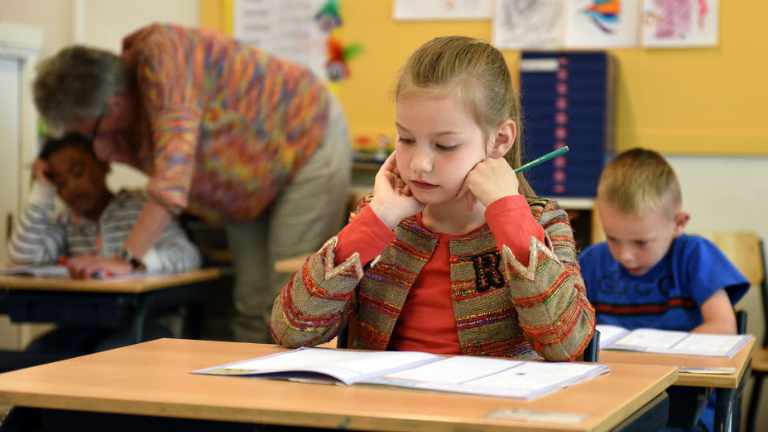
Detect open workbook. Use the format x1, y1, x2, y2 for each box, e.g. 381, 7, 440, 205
0, 264, 150, 280
0, 264, 69, 278
597, 324, 753, 358
194, 347, 609, 400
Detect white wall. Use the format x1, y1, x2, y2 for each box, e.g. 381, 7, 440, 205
76, 0, 199, 190
0, 0, 73, 56
672, 156, 768, 338
77, 0, 199, 51
669, 156, 768, 430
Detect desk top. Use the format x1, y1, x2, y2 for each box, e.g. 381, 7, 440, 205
0, 338, 677, 432
0, 268, 221, 294
599, 338, 754, 388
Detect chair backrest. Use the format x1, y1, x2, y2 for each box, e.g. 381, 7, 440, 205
701, 232, 765, 286
736, 309, 748, 335
583, 329, 600, 362
700, 231, 767, 344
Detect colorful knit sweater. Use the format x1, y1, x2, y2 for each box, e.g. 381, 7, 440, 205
271, 197, 595, 361
116, 24, 329, 223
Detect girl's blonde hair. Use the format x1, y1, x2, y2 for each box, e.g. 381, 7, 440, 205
597, 148, 682, 217
395, 36, 534, 196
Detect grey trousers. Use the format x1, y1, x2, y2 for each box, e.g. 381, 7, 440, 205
225, 95, 351, 343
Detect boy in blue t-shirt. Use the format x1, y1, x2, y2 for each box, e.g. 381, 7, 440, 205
579, 148, 749, 432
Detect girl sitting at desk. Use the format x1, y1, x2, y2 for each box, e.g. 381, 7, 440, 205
271, 36, 595, 360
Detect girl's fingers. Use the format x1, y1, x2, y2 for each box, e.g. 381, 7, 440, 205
465, 189, 476, 211
381, 151, 398, 174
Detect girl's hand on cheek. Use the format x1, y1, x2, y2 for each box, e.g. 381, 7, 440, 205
456, 174, 479, 212
370, 152, 424, 229
465, 157, 520, 206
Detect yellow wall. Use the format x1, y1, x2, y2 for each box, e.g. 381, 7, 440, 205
201, 0, 768, 155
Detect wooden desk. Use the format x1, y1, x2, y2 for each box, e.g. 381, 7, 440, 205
600, 339, 754, 389
0, 269, 222, 370
0, 338, 678, 432
0, 268, 221, 294
600, 339, 755, 432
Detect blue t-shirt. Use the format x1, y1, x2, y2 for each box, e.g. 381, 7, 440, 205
579, 234, 750, 432
579, 234, 748, 331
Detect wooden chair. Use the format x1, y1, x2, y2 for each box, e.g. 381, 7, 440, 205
699, 232, 765, 432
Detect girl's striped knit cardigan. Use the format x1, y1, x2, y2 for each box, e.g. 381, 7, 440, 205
271, 197, 595, 361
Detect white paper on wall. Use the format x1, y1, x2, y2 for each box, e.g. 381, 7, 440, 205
233, 0, 327, 77
492, 0, 565, 50
564, 0, 642, 48
393, 0, 494, 20
642, 0, 719, 47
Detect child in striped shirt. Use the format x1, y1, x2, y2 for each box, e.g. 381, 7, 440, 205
9, 133, 201, 276
8, 133, 202, 354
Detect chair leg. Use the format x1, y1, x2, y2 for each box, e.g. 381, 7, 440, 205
747, 373, 765, 432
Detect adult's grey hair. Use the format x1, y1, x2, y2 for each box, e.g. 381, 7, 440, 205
33, 45, 126, 131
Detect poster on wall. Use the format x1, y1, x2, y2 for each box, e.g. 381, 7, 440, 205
233, 0, 327, 77
493, 0, 565, 49
564, 0, 642, 48
642, 0, 719, 47
393, 0, 494, 20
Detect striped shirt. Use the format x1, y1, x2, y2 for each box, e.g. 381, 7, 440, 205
8, 182, 201, 273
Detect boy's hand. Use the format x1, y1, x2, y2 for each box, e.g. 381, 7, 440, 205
369, 152, 424, 229
463, 157, 520, 207
66, 255, 132, 279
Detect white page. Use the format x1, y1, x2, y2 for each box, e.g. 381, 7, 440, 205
382, 356, 520, 385
613, 328, 688, 350
672, 334, 749, 357
201, 348, 437, 384
595, 324, 630, 348
233, 0, 327, 78
468, 362, 604, 390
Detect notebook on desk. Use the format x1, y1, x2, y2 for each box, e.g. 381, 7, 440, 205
0, 264, 69, 278
0, 264, 149, 280
597, 324, 753, 358
194, 347, 610, 400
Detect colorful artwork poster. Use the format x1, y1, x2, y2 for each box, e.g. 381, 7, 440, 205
393, 0, 494, 20
642, 0, 719, 47
564, 0, 642, 48
493, 0, 565, 49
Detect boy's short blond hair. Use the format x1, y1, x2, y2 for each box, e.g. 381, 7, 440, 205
597, 148, 681, 216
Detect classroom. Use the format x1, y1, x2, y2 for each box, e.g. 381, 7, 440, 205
0, 0, 766, 431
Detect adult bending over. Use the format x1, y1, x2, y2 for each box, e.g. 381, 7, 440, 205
33, 23, 351, 343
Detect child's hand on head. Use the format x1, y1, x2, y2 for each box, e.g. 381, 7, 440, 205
463, 157, 520, 207
31, 159, 53, 187
370, 152, 424, 229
